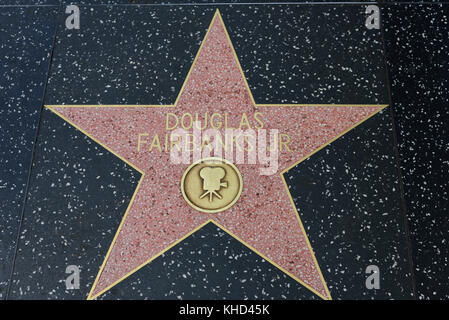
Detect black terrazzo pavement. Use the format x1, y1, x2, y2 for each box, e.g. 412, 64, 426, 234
99, 223, 320, 300
221, 5, 389, 104
0, 1, 384, 6
46, 6, 215, 105
46, 5, 388, 105
8, 109, 140, 299
381, 3, 449, 300
0, 6, 58, 299
286, 109, 415, 299
0, 2, 448, 300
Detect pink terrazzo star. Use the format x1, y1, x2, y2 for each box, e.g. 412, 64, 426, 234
49, 11, 385, 300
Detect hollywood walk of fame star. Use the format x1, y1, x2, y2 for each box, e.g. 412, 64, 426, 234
47, 10, 386, 300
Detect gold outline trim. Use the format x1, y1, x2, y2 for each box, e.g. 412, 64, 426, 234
45, 9, 389, 301
181, 157, 243, 214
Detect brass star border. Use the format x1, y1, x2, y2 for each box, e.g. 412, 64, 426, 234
46, 10, 388, 300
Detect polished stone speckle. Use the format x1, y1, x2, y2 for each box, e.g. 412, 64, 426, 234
46, 6, 215, 105
221, 5, 388, 104
286, 109, 415, 299
0, 6, 58, 299
382, 3, 449, 300
99, 223, 320, 300
8, 109, 140, 299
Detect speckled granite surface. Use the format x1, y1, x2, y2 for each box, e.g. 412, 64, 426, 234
99, 222, 321, 300
287, 109, 414, 299
0, 2, 447, 300
7, 108, 141, 299
382, 3, 449, 300
0, 6, 58, 299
